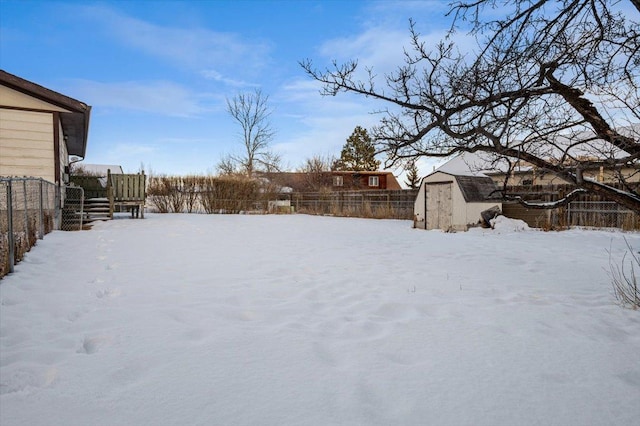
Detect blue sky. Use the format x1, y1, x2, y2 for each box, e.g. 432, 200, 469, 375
1, 0, 454, 179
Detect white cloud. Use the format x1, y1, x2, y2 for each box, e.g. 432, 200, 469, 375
77, 5, 271, 85
70, 79, 211, 117
200, 70, 258, 88
316, 27, 409, 82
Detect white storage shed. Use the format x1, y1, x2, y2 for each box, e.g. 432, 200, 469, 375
414, 171, 502, 231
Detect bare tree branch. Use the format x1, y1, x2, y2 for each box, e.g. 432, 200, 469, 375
301, 0, 640, 213
226, 89, 276, 178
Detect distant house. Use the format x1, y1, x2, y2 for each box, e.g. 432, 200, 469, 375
0, 70, 91, 185
260, 170, 402, 192
414, 169, 502, 231
330, 171, 402, 190
73, 163, 124, 176
69, 163, 125, 199
439, 128, 640, 187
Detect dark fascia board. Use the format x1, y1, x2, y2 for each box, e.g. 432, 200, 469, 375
0, 69, 91, 157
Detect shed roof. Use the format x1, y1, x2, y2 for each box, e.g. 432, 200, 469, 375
424, 171, 501, 202
454, 175, 502, 202
0, 70, 91, 157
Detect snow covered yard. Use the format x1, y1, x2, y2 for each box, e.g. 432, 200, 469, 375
1, 213, 639, 426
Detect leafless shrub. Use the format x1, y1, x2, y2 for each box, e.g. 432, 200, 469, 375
147, 174, 265, 214
199, 177, 261, 214
147, 175, 174, 213
608, 239, 640, 310
0, 233, 9, 278
183, 176, 204, 213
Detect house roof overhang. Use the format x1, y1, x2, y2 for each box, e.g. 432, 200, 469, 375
0, 70, 91, 157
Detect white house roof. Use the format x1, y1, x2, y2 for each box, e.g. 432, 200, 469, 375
79, 164, 124, 175
435, 152, 494, 177
431, 124, 639, 177
433, 151, 528, 177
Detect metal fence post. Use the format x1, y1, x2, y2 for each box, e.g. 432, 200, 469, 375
23, 179, 29, 240
54, 185, 61, 230
7, 180, 15, 274
39, 179, 44, 239
79, 187, 84, 231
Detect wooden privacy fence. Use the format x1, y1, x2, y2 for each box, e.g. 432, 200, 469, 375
291, 190, 419, 219
108, 171, 146, 218
502, 184, 640, 230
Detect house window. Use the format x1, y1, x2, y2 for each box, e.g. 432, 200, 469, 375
368, 176, 379, 187
333, 175, 344, 187
522, 179, 533, 186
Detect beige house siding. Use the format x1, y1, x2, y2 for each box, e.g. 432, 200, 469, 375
488, 166, 639, 186
0, 85, 70, 112
58, 117, 68, 183
0, 108, 56, 183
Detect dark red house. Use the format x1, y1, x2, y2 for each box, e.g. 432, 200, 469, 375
259, 170, 402, 192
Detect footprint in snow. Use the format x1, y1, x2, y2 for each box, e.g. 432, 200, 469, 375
0, 366, 58, 395
78, 335, 113, 354
96, 288, 121, 299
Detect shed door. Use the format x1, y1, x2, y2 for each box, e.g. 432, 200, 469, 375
426, 182, 452, 230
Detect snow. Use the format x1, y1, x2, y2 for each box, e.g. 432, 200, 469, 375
490, 215, 531, 232
432, 151, 520, 177
1, 214, 639, 426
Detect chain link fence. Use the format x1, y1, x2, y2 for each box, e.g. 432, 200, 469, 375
61, 185, 85, 231
1, 178, 58, 278
567, 201, 637, 229
291, 190, 419, 219
503, 184, 639, 230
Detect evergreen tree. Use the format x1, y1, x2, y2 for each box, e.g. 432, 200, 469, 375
404, 161, 420, 189
335, 126, 380, 171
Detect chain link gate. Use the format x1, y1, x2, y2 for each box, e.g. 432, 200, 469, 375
61, 185, 85, 231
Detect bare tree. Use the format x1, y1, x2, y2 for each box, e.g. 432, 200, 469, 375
216, 153, 242, 177
257, 150, 283, 174
298, 153, 336, 190
302, 0, 640, 213
226, 89, 276, 178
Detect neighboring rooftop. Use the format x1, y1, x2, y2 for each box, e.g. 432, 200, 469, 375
75, 164, 125, 176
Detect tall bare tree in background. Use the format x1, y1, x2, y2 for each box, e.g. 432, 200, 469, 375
302, 0, 640, 213
223, 89, 278, 178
